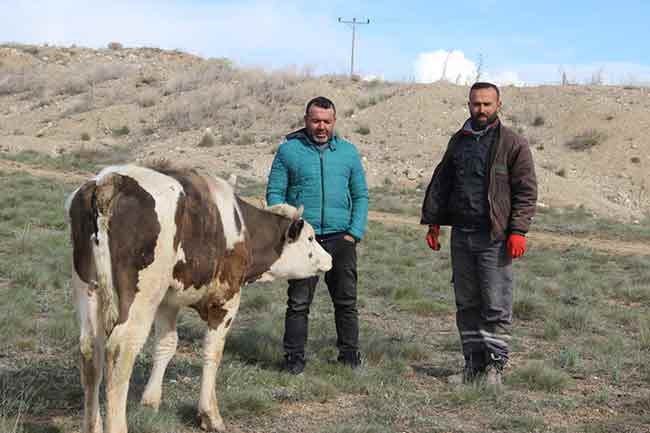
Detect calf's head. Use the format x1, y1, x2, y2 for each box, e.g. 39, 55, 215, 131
260, 205, 332, 281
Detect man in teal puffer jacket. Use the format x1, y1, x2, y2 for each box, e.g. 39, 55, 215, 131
266, 96, 369, 374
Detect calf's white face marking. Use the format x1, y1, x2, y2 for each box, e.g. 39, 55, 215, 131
260, 219, 332, 281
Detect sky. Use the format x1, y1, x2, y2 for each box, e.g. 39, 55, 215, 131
2, 0, 650, 86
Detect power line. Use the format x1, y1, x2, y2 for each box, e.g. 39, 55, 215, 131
338, 17, 370, 78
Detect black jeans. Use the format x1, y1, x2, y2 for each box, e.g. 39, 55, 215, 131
450, 228, 513, 371
283, 234, 359, 357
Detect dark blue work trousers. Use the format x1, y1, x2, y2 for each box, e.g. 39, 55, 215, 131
451, 227, 513, 371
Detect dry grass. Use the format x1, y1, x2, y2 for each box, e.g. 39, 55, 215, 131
1, 168, 650, 432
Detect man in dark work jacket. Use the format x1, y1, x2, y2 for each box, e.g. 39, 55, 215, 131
421, 82, 537, 387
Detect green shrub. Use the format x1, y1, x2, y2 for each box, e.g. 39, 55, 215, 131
565, 130, 606, 151
355, 125, 370, 135
112, 125, 130, 137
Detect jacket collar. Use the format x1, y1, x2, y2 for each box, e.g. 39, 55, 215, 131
461, 117, 500, 137
285, 128, 338, 150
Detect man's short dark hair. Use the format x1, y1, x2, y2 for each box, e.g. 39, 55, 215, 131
306, 96, 336, 116
470, 82, 500, 99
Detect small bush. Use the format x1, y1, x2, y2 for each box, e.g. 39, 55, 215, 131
198, 129, 216, 148
22, 45, 40, 55
60, 75, 88, 96
236, 162, 252, 170
565, 130, 606, 151
107, 41, 123, 50
556, 167, 567, 177
90, 64, 129, 83
63, 93, 93, 117
355, 125, 371, 135
137, 89, 158, 107
343, 108, 355, 118
111, 126, 130, 137
235, 133, 255, 146
532, 115, 545, 126
557, 346, 579, 369
631, 156, 641, 164
80, 132, 91, 141
639, 318, 650, 352
543, 321, 561, 341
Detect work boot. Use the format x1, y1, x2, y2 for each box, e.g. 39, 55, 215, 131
484, 363, 503, 387
447, 364, 484, 385
337, 351, 361, 369
283, 353, 306, 375
484, 353, 504, 388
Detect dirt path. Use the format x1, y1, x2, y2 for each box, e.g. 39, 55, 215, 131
0, 158, 92, 183
368, 210, 650, 256
3, 158, 649, 257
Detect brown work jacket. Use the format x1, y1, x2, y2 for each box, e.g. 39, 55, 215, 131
421, 122, 537, 240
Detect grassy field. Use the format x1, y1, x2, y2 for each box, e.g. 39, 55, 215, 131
1, 157, 650, 433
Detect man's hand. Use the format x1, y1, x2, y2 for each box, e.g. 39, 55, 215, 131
343, 234, 356, 243
426, 225, 441, 251
507, 233, 526, 258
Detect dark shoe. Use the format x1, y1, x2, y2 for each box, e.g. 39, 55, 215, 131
283, 354, 305, 375
337, 351, 361, 369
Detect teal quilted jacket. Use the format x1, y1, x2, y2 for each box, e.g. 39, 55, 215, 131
266, 129, 369, 240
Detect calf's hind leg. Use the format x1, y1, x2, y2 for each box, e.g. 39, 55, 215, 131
104, 292, 165, 433
73, 269, 105, 433
142, 301, 180, 410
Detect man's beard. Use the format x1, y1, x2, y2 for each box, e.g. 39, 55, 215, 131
471, 112, 499, 130
308, 129, 332, 144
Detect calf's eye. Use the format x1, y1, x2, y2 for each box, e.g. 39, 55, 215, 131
308, 236, 314, 242
308, 253, 313, 258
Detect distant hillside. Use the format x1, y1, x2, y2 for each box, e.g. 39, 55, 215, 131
1, 43, 649, 221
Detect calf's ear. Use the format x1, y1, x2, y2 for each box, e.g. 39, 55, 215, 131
287, 219, 305, 242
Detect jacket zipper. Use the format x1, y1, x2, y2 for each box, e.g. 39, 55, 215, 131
319, 150, 325, 235
486, 127, 500, 237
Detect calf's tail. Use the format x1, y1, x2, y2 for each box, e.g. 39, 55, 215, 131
68, 173, 122, 335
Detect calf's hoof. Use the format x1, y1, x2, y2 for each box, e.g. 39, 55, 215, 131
199, 411, 225, 432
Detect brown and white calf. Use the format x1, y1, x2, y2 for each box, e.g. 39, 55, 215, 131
66, 164, 332, 433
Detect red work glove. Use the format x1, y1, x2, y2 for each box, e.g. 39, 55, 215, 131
507, 233, 527, 258
426, 225, 441, 251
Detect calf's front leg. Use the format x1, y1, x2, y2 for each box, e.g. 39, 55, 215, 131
198, 292, 241, 432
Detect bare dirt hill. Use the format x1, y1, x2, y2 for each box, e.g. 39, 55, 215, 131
2, 43, 649, 222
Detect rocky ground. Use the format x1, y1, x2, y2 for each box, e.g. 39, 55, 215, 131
2, 43, 649, 222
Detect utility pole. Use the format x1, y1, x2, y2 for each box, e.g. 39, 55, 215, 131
338, 17, 370, 78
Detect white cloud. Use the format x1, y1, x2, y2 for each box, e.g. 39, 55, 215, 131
414, 49, 527, 87
414, 50, 477, 85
